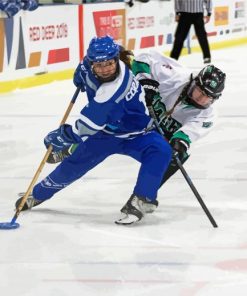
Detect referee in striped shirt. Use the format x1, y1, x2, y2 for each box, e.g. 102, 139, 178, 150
170, 0, 212, 63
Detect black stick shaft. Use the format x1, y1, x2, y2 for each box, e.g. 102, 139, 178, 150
175, 155, 218, 228
148, 104, 218, 228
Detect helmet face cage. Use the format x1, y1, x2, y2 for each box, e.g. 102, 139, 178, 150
195, 65, 226, 100
87, 35, 120, 63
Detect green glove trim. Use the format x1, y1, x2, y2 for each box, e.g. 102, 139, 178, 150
170, 131, 191, 145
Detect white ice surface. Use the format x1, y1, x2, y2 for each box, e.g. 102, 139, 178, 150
0, 45, 247, 296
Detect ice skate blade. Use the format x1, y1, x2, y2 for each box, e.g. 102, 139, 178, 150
115, 214, 140, 225
0, 222, 20, 230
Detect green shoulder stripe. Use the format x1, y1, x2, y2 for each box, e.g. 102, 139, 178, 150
131, 60, 151, 76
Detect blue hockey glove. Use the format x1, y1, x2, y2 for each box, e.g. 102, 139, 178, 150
21, 0, 38, 11
139, 79, 160, 106
44, 124, 82, 152
73, 63, 86, 92
0, 0, 22, 17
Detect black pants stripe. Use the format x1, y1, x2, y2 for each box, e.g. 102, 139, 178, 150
170, 13, 211, 60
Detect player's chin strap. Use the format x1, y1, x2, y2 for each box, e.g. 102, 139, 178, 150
147, 98, 218, 228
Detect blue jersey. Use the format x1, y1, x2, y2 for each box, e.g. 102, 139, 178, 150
73, 59, 152, 139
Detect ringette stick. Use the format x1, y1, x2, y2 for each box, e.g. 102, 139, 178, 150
0, 87, 81, 230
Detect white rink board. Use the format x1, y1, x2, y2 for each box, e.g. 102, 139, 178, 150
190, 0, 247, 47
0, 5, 80, 81
125, 0, 177, 52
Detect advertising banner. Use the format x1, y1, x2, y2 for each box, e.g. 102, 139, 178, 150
0, 5, 80, 82
83, 2, 126, 49
1, 0, 246, 93
126, 1, 176, 53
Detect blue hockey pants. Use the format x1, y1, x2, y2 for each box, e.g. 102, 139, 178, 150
33, 131, 172, 201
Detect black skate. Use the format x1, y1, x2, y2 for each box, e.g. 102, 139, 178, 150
15, 192, 44, 211
115, 194, 158, 225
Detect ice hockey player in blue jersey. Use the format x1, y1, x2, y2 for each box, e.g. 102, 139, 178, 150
46, 48, 226, 186
15, 36, 172, 225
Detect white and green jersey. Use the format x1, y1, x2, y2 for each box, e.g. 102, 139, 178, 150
132, 51, 216, 144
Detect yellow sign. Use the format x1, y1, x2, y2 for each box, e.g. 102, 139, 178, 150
214, 6, 229, 26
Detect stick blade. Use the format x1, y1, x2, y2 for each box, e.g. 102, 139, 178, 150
0, 222, 20, 230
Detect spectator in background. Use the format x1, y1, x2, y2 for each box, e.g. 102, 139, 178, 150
0, 0, 38, 18
170, 0, 212, 64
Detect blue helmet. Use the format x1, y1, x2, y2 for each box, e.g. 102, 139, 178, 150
87, 35, 120, 63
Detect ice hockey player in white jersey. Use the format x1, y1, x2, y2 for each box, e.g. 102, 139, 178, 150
130, 50, 226, 186
15, 36, 172, 225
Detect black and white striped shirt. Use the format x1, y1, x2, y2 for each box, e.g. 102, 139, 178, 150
175, 0, 212, 16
